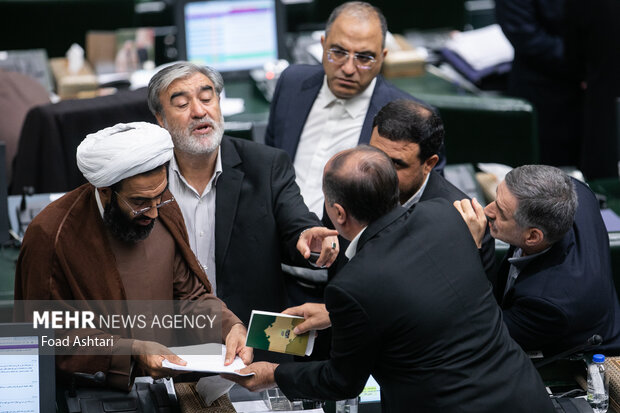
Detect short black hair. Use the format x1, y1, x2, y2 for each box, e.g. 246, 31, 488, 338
372, 99, 444, 162
323, 145, 399, 224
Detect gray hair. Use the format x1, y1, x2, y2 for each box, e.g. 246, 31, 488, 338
325, 2, 388, 48
147, 62, 224, 117
505, 165, 578, 244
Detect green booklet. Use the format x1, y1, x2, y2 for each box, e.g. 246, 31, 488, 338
245, 310, 315, 357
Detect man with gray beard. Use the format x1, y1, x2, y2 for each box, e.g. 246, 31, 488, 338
147, 63, 339, 339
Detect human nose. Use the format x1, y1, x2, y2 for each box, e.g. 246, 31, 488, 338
143, 204, 159, 219
190, 98, 207, 119
340, 54, 357, 75
484, 203, 495, 218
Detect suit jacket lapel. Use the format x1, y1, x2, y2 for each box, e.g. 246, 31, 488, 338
283, 70, 324, 160
359, 75, 386, 144
215, 137, 244, 270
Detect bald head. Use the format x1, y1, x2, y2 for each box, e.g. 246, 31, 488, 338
325, 1, 387, 48
323, 145, 399, 225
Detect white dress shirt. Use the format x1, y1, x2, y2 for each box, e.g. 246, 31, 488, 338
168, 149, 222, 294
401, 173, 431, 210
345, 227, 368, 260
294, 76, 377, 217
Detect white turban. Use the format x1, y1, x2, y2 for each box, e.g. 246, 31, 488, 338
77, 122, 174, 188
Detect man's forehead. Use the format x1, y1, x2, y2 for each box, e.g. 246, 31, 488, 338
496, 181, 517, 216
165, 73, 213, 96
326, 13, 383, 51
371, 133, 420, 156
122, 171, 168, 195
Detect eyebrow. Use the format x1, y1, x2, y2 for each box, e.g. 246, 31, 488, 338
390, 157, 407, 168
130, 185, 169, 202
169, 85, 213, 102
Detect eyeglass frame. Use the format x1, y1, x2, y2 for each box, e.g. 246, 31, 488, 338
114, 191, 175, 217
326, 48, 377, 70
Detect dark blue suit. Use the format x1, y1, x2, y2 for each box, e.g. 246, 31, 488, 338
495, 179, 620, 356
264, 64, 445, 171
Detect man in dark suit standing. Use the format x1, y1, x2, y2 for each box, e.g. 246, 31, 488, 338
455, 165, 620, 356
369, 99, 495, 275
147, 62, 339, 331
227, 146, 554, 413
265, 1, 441, 219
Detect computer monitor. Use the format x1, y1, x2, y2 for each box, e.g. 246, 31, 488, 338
0, 323, 55, 413
175, 0, 286, 77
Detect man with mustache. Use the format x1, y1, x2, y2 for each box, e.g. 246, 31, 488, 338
15, 122, 250, 389
147, 63, 339, 339
454, 165, 620, 356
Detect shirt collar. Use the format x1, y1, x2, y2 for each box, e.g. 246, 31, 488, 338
508, 246, 551, 269
402, 173, 431, 209
318, 76, 377, 119
345, 226, 368, 260
170, 146, 223, 197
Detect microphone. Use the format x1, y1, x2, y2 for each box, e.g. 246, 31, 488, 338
67, 371, 106, 397
534, 334, 602, 369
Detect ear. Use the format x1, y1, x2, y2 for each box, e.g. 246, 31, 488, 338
422, 154, 439, 174
155, 113, 164, 128
381, 48, 388, 59
98, 187, 112, 206
320, 35, 325, 50
333, 203, 347, 226
524, 227, 545, 248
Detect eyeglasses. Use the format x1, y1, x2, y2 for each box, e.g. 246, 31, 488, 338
114, 191, 175, 217
326, 48, 377, 70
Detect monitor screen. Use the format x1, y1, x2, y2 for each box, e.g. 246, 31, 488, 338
0, 324, 55, 413
176, 0, 284, 74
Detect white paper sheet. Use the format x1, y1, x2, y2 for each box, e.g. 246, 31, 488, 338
162, 343, 253, 376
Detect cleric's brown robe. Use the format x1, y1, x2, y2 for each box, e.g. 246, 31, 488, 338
15, 183, 241, 389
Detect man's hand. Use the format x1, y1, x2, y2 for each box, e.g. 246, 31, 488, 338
283, 303, 331, 334
297, 227, 340, 267
224, 323, 253, 366
453, 198, 487, 248
131, 340, 186, 379
221, 362, 278, 392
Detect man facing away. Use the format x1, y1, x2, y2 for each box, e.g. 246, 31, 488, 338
15, 122, 250, 389
455, 165, 620, 356
147, 62, 339, 327
226, 146, 554, 413
265, 1, 442, 218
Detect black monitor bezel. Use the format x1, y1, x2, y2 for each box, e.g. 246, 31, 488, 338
174, 0, 287, 80
0, 322, 55, 413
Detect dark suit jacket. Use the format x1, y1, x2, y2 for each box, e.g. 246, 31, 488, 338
264, 64, 445, 172
495, 179, 620, 356
275, 200, 554, 412
420, 171, 496, 276
214, 136, 321, 325
495, 0, 583, 167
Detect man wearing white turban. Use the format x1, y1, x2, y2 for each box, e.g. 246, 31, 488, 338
147, 62, 340, 341
15, 122, 251, 390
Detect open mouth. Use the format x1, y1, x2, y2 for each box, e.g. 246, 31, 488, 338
192, 122, 212, 135
135, 217, 153, 226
